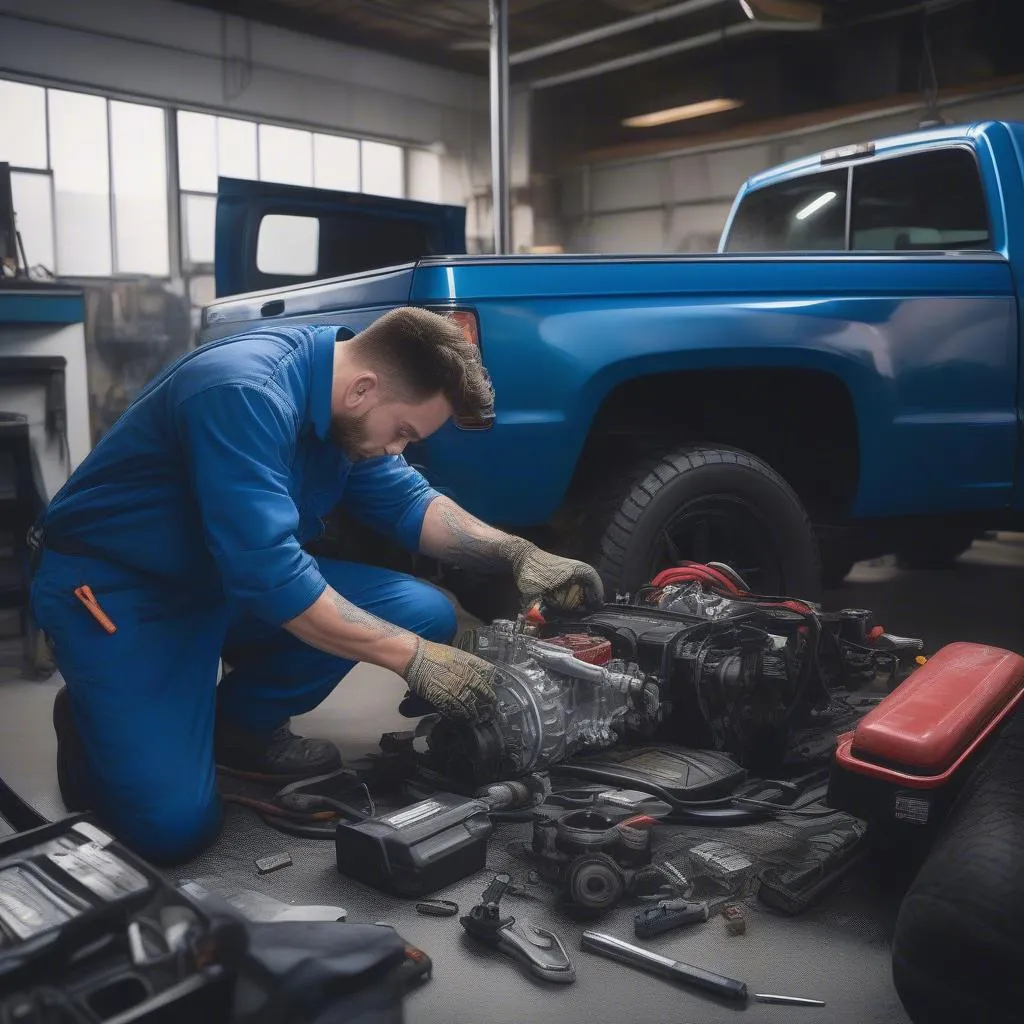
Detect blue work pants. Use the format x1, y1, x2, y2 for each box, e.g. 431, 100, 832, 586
30, 549, 455, 864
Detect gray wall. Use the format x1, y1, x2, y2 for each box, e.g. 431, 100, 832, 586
560, 86, 1024, 254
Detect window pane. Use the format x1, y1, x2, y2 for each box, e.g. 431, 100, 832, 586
218, 117, 257, 181
10, 172, 55, 271
48, 89, 112, 276
314, 134, 359, 192
110, 101, 169, 275
0, 80, 48, 169
408, 149, 442, 203
723, 169, 848, 252
851, 149, 990, 250
361, 141, 404, 198
256, 214, 319, 276
183, 193, 216, 265
177, 110, 217, 193
258, 124, 313, 186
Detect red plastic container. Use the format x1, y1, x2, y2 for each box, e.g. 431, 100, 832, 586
829, 642, 1024, 828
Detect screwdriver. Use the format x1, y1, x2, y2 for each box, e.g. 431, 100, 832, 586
581, 931, 825, 1008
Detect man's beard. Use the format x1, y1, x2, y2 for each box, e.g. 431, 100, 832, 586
330, 411, 377, 461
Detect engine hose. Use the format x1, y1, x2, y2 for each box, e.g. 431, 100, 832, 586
652, 564, 743, 595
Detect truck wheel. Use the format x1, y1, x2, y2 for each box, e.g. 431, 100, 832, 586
895, 527, 976, 571
591, 446, 822, 601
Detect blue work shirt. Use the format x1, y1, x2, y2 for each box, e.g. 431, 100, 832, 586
41, 324, 440, 625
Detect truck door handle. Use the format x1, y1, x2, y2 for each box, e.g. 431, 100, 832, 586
261, 299, 285, 317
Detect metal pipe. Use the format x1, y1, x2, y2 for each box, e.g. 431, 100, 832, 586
510, 0, 729, 66
489, 0, 511, 254
529, 20, 818, 91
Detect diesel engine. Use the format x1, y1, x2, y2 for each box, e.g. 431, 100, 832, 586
421, 564, 924, 785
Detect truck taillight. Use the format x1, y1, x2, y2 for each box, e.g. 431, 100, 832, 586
438, 307, 493, 431
448, 309, 479, 347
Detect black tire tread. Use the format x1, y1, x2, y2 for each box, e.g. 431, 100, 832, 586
590, 444, 818, 591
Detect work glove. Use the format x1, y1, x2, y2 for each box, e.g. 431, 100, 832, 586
403, 639, 497, 721
511, 545, 605, 612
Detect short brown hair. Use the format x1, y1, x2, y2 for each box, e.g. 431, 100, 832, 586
349, 307, 494, 423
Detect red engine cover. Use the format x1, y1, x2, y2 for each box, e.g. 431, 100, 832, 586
834, 642, 1024, 789
544, 633, 613, 666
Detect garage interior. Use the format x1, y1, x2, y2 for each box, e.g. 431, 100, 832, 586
2, 1, 1024, 1022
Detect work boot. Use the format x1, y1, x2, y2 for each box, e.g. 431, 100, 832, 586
214, 718, 342, 782
52, 686, 91, 812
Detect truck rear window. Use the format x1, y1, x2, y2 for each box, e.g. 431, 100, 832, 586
724, 169, 848, 252
850, 148, 990, 250
724, 146, 991, 253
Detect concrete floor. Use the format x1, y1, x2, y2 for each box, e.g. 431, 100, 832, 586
1, 535, 1022, 1021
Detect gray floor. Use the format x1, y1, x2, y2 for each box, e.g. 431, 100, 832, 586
2, 536, 1023, 1022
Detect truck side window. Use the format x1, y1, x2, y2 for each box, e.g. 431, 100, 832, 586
723, 170, 848, 252
850, 148, 990, 251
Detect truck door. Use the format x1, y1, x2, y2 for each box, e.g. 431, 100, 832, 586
213, 177, 466, 299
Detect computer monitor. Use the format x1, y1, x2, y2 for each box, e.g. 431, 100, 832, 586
0, 163, 20, 272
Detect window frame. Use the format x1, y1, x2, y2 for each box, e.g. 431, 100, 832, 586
728, 142, 993, 256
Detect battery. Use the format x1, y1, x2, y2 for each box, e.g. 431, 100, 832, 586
336, 793, 493, 897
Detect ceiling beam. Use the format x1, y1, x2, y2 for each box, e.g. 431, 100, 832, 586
528, 19, 818, 90
509, 0, 731, 66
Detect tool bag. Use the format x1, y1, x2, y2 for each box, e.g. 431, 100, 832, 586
0, 814, 411, 1024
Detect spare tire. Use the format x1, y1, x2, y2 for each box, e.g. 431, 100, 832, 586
590, 445, 822, 601
892, 703, 1024, 1023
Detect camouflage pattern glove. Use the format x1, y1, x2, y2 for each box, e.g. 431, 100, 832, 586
511, 545, 605, 611
403, 640, 497, 720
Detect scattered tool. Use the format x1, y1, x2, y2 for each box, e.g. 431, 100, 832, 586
416, 899, 459, 918
580, 931, 824, 1007
722, 903, 747, 935
460, 873, 575, 983
254, 852, 292, 875
634, 899, 709, 939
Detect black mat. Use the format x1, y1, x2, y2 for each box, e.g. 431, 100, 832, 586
175, 802, 911, 1024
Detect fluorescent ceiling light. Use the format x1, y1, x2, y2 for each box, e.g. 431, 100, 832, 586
623, 97, 743, 128
739, 0, 755, 17
795, 190, 838, 220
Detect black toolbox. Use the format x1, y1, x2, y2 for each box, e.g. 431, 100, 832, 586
0, 814, 243, 1022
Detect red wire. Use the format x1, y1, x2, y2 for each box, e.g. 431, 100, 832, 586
652, 563, 744, 595
649, 563, 815, 616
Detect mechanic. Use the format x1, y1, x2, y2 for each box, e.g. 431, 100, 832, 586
29, 308, 603, 865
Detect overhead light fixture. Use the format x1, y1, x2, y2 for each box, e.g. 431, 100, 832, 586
795, 190, 837, 221
623, 97, 743, 128
739, 0, 755, 17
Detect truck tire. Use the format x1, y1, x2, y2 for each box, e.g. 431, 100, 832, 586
590, 446, 822, 601
895, 526, 976, 571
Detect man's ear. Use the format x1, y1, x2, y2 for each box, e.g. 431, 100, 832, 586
344, 371, 379, 410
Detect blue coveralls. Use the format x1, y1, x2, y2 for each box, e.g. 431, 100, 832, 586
30, 324, 456, 863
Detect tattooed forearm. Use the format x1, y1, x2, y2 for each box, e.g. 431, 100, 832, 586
329, 590, 406, 639
282, 586, 420, 676
420, 496, 533, 573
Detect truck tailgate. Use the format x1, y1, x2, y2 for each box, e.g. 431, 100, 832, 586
199, 263, 417, 342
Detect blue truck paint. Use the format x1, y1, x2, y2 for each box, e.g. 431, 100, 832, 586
206, 119, 1024, 574
214, 176, 465, 300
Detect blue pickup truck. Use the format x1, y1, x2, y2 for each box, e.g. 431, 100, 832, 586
201, 119, 1024, 618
